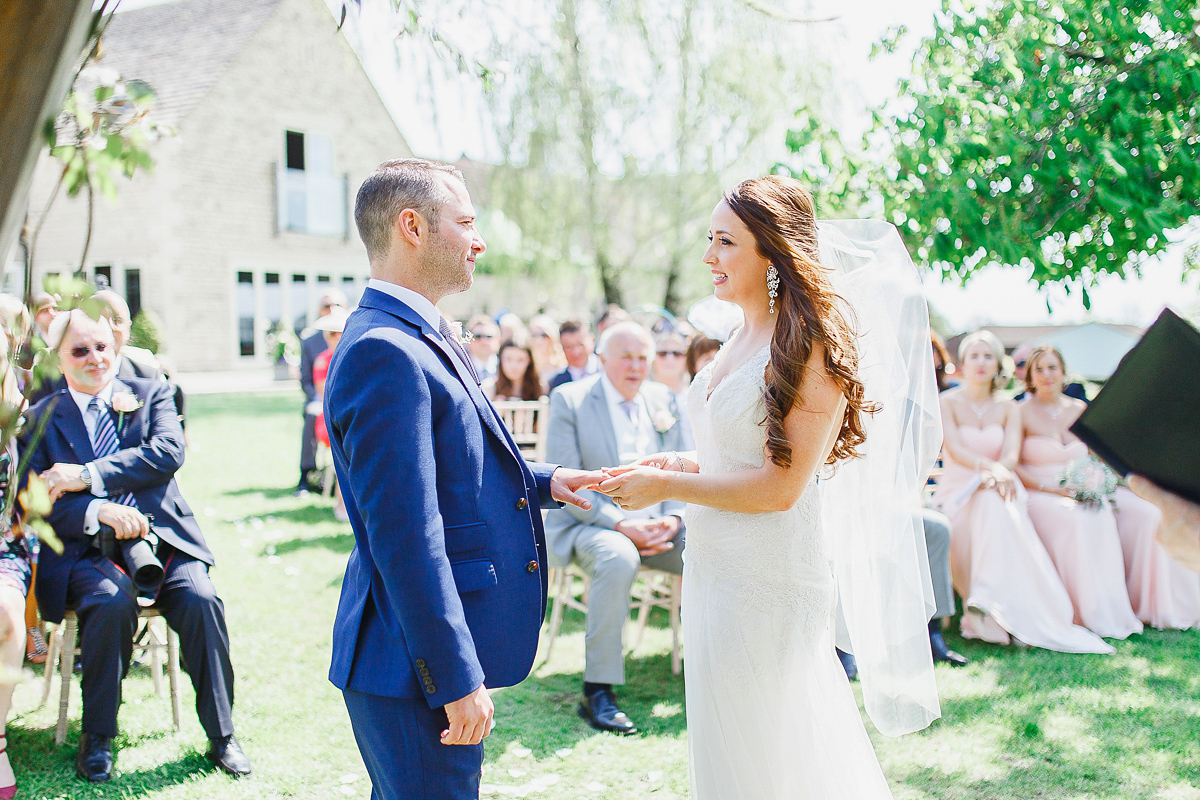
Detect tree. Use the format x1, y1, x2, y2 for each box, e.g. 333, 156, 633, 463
481, 0, 833, 312
785, 0, 1200, 299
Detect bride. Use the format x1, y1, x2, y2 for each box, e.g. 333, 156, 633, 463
598, 175, 940, 798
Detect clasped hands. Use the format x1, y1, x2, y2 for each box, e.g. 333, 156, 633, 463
38, 462, 149, 539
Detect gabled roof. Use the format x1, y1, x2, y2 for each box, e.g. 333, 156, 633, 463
99, 0, 283, 125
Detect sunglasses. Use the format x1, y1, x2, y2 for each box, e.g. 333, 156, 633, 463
471, 331, 495, 339
69, 342, 110, 359
656, 350, 685, 358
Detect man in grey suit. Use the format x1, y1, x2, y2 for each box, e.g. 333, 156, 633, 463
544, 321, 690, 736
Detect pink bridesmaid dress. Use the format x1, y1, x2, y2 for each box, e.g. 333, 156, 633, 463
1020, 437, 1143, 640
933, 425, 1112, 653
1114, 486, 1200, 629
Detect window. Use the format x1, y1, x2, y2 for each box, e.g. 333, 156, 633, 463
125, 268, 142, 318
263, 273, 282, 332
291, 273, 308, 335
237, 272, 255, 356
277, 130, 347, 237
341, 274, 360, 306
94, 265, 112, 290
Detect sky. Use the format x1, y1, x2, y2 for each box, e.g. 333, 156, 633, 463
110, 0, 1198, 332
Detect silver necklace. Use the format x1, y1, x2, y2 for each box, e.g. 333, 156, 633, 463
967, 398, 990, 419
1044, 400, 1063, 420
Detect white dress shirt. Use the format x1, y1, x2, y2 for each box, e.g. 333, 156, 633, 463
599, 375, 662, 519
67, 383, 116, 535
366, 278, 444, 334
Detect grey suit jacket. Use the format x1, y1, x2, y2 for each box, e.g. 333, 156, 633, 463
544, 375, 688, 567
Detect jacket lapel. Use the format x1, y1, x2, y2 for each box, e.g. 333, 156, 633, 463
585, 380, 620, 468
51, 391, 94, 463
110, 379, 144, 449
358, 288, 522, 463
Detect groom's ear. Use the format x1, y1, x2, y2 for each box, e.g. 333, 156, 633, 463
395, 208, 426, 248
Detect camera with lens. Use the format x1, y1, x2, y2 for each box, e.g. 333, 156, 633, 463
98, 520, 164, 594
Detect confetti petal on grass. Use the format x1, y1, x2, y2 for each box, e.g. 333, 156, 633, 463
647, 770, 663, 781
555, 748, 572, 758
265, 545, 277, 555
285, 567, 300, 576
240, 539, 253, 548
507, 768, 527, 778
267, 556, 282, 564
511, 746, 532, 757
339, 774, 359, 783
586, 782, 606, 792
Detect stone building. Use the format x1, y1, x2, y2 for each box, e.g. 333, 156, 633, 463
15, 0, 413, 370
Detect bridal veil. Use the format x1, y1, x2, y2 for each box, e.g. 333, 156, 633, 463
817, 219, 943, 737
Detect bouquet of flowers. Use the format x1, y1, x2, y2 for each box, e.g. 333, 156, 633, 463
1057, 455, 1119, 510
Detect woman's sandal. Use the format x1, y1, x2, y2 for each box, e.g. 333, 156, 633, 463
0, 733, 16, 799
25, 627, 46, 666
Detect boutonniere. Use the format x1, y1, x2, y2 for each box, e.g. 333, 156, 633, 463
111, 391, 144, 431
651, 407, 678, 434
453, 321, 473, 345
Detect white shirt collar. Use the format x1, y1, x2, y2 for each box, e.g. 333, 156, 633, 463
68, 380, 116, 417
599, 374, 642, 412
367, 278, 443, 333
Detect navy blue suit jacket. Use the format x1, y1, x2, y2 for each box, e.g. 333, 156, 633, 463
22, 378, 212, 624
325, 287, 555, 709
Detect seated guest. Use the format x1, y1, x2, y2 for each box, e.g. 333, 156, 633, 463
1015, 346, 1144, 639
547, 319, 598, 392
0, 317, 32, 799
31, 291, 59, 342
931, 331, 957, 392
921, 510, 968, 666
545, 322, 688, 735
496, 312, 528, 347
684, 335, 720, 382
595, 305, 630, 337
483, 341, 542, 401
1018, 348, 1200, 630
24, 310, 251, 782
465, 315, 500, 381
1011, 341, 1087, 402
93, 291, 164, 381
528, 315, 564, 394
932, 331, 1111, 653
650, 331, 693, 447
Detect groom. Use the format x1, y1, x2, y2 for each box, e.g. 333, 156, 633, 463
325, 158, 601, 800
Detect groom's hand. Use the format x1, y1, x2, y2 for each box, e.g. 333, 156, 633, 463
442, 683, 494, 746
551, 467, 606, 510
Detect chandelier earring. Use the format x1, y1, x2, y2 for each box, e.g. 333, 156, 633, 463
766, 264, 780, 314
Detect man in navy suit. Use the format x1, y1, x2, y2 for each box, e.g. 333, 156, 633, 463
325, 158, 602, 800
26, 310, 249, 782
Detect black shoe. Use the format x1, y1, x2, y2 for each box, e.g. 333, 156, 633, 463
75, 732, 113, 783
835, 647, 858, 681
929, 622, 968, 667
578, 688, 637, 735
207, 734, 252, 777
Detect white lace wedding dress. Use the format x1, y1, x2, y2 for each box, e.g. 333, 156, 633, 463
683, 342, 895, 799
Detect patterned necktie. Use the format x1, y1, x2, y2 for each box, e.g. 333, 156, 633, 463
620, 400, 639, 424
438, 318, 481, 385
89, 397, 137, 508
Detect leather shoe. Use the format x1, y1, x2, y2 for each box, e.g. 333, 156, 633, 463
75, 732, 113, 783
207, 734, 252, 776
929, 628, 968, 667
578, 689, 637, 735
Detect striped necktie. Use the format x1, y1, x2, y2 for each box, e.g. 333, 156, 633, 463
439, 318, 481, 385
89, 397, 137, 508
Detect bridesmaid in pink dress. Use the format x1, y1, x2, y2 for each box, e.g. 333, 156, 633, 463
1016, 346, 1143, 639
932, 332, 1111, 653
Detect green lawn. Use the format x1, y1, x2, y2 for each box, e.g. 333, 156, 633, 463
7, 391, 1200, 798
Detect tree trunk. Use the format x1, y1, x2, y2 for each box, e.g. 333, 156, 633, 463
596, 250, 622, 307
662, 253, 682, 316
0, 0, 94, 267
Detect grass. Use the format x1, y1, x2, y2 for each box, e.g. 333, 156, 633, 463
7, 390, 1200, 798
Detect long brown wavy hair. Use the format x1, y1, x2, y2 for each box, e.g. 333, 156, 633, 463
723, 175, 877, 468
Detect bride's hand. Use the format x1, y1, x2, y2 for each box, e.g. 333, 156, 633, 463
597, 466, 672, 510
631, 452, 695, 473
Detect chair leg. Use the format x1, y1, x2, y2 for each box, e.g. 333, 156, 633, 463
670, 574, 683, 676
40, 624, 61, 708
542, 568, 566, 662
166, 627, 182, 732
630, 573, 656, 652
148, 618, 165, 698
56, 616, 78, 746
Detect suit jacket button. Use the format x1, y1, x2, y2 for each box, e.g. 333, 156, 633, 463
425, 684, 436, 694
419, 667, 430, 677
516, 497, 528, 511
415, 659, 426, 668
525, 560, 539, 573
422, 675, 433, 685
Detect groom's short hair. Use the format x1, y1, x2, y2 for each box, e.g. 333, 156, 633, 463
355, 158, 465, 262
